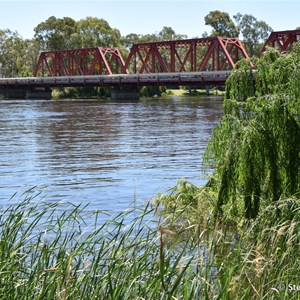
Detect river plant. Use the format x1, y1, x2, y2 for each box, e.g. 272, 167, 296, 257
0, 192, 222, 300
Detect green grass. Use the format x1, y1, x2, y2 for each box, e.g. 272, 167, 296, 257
0, 190, 299, 299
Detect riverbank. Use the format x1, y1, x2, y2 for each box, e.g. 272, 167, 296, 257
166, 87, 224, 97
51, 86, 225, 100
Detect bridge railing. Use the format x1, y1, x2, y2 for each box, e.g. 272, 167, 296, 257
0, 71, 231, 88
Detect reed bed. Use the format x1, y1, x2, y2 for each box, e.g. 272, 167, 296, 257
0, 192, 213, 300
0, 191, 299, 299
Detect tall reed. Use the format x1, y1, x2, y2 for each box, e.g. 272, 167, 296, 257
0, 192, 215, 300
1, 190, 298, 299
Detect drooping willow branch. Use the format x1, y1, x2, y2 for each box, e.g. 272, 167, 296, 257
204, 45, 300, 219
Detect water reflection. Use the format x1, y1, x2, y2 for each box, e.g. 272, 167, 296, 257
0, 96, 222, 213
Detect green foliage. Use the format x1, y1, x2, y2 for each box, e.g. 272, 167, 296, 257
140, 85, 165, 98
0, 189, 299, 299
122, 26, 187, 50
76, 17, 121, 48
204, 45, 300, 219
158, 26, 188, 41
234, 13, 273, 56
204, 11, 273, 57
0, 29, 39, 77
56, 86, 110, 99
250, 197, 300, 246
34, 16, 122, 51
220, 197, 300, 299
34, 16, 77, 50
153, 179, 217, 228
205, 10, 240, 37
154, 182, 300, 299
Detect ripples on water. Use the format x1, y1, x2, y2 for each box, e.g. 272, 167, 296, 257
0, 96, 222, 216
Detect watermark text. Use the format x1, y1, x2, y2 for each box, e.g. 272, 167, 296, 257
276, 283, 300, 292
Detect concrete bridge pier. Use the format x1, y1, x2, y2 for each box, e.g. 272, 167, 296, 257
0, 87, 52, 100
26, 88, 52, 99
111, 86, 140, 100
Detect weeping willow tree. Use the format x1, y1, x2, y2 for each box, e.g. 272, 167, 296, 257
204, 45, 300, 219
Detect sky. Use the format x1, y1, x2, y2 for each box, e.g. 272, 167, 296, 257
0, 0, 299, 40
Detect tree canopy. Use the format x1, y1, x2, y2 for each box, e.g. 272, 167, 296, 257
34, 16, 121, 51
0, 29, 38, 77
75, 17, 121, 48
34, 16, 77, 50
204, 11, 273, 56
204, 10, 240, 37
234, 13, 273, 56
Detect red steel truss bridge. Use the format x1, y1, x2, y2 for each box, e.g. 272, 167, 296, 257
0, 30, 299, 93
261, 29, 300, 53
1, 36, 250, 90
33, 47, 126, 77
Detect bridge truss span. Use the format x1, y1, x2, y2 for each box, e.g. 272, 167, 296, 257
261, 29, 300, 54
34, 47, 127, 77
124, 37, 251, 74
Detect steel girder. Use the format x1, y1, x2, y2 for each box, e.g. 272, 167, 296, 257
261, 29, 300, 54
34, 47, 127, 77
123, 37, 251, 74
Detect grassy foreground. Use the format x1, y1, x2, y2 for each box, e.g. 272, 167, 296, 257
0, 192, 212, 300
0, 190, 299, 299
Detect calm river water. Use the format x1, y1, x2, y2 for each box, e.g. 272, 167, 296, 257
0, 96, 222, 214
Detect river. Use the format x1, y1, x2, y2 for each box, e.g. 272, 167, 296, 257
0, 96, 222, 215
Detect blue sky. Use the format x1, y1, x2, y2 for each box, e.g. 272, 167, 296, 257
0, 1, 299, 39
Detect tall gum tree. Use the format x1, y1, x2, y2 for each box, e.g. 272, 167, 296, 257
234, 13, 273, 56
204, 10, 239, 37
0, 29, 36, 77
76, 17, 121, 48
34, 16, 77, 51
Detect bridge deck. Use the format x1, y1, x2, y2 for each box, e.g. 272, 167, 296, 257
0, 71, 231, 88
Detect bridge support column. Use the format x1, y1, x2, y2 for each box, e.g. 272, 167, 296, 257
26, 88, 52, 100
205, 86, 210, 96
111, 86, 140, 100
0, 87, 26, 99
0, 87, 52, 100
